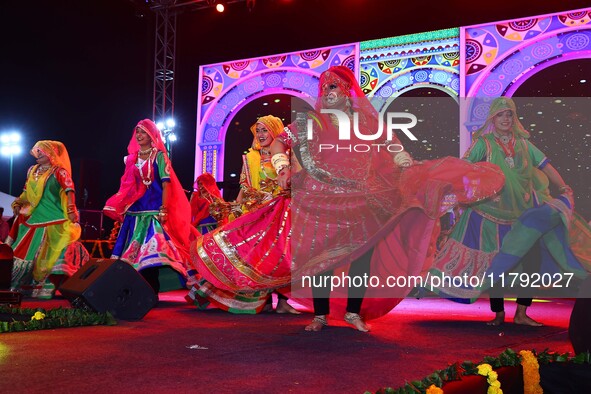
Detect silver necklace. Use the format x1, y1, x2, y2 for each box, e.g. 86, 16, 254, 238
34, 165, 51, 181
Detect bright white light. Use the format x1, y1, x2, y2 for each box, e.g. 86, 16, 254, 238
580, 79, 587, 83
229, 173, 237, 178
168, 133, 177, 142
0, 131, 22, 156
0, 132, 20, 143
166, 118, 176, 128
156, 121, 165, 131
216, 3, 225, 12
1, 145, 21, 156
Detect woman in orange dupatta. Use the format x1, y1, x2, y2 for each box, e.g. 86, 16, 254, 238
9, 140, 85, 299
187, 115, 299, 314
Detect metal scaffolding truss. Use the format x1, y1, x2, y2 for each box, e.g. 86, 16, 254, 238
152, 1, 177, 124
128, 0, 250, 154
148, 0, 249, 12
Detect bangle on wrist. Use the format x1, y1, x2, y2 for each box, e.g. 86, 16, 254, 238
393, 151, 412, 167
271, 153, 290, 172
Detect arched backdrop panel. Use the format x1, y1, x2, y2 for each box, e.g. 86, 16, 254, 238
461, 8, 591, 154
359, 29, 461, 156
194, 7, 591, 181
360, 27, 460, 110
195, 44, 357, 180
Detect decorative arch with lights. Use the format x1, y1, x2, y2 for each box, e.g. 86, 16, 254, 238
359, 28, 460, 113
461, 8, 591, 153
195, 7, 591, 181
195, 44, 357, 179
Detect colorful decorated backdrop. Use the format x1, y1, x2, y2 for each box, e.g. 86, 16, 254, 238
359, 27, 460, 112
195, 44, 357, 178
195, 7, 591, 181
461, 8, 591, 152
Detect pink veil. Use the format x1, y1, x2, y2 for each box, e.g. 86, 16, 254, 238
104, 119, 198, 260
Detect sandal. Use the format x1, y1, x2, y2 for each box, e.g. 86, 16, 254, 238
305, 315, 327, 332
344, 312, 369, 332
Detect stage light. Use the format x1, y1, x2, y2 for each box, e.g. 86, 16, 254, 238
0, 131, 22, 195
155, 119, 177, 158
216, 2, 225, 12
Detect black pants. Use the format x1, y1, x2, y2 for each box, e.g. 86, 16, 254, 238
312, 248, 373, 316
489, 240, 541, 313
141, 266, 160, 294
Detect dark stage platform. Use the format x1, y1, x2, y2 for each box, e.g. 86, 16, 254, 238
0, 291, 577, 393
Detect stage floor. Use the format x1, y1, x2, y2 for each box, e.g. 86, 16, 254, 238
0, 291, 575, 393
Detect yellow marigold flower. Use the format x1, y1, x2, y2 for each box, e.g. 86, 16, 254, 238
487, 386, 503, 394
490, 380, 501, 388
426, 384, 444, 394
477, 363, 493, 376
31, 311, 46, 321
487, 370, 499, 383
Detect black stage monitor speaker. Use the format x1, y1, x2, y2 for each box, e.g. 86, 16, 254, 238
0, 244, 14, 290
60, 259, 157, 320
569, 275, 591, 354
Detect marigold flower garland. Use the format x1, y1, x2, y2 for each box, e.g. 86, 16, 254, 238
426, 384, 443, 394
377, 348, 591, 393
477, 363, 503, 394
1, 307, 116, 333
519, 350, 543, 394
